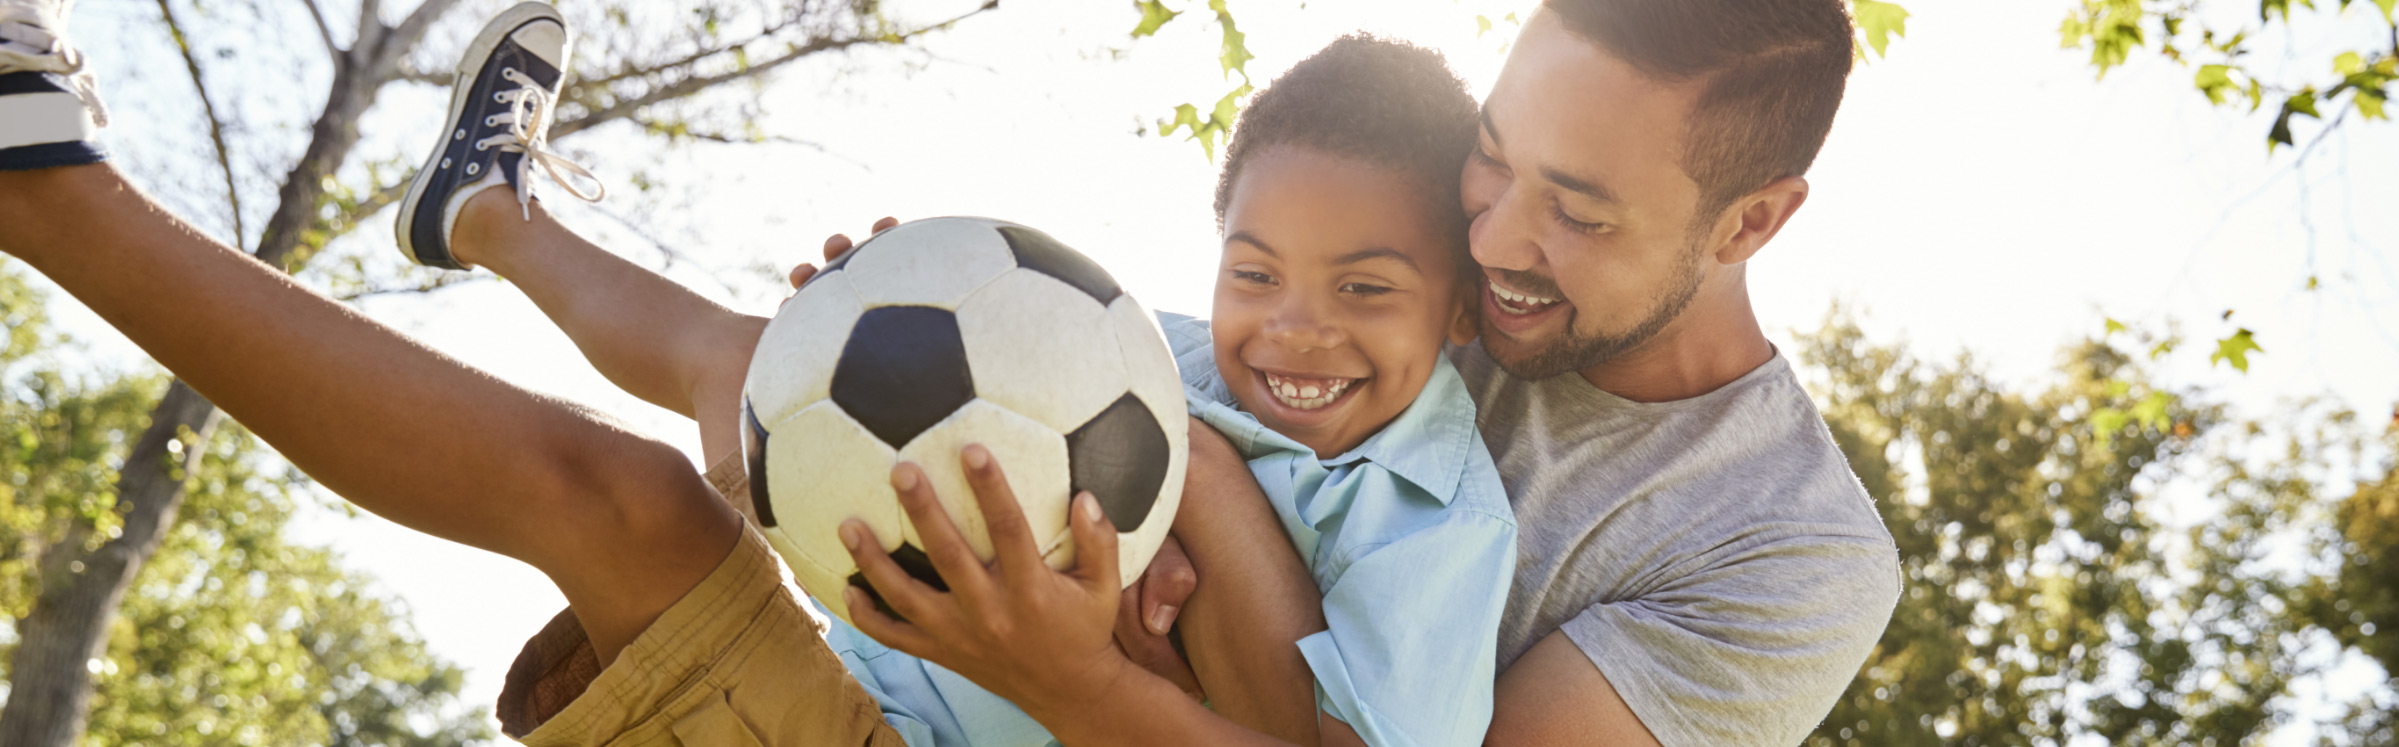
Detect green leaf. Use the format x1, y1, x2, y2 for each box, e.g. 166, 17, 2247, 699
1130, 0, 1180, 38
2105, 317, 2129, 336
1211, 0, 1252, 79
2210, 328, 2262, 372
2196, 64, 2235, 105
1476, 14, 1493, 38
2130, 391, 2174, 430
2149, 339, 2176, 360
2336, 51, 2367, 76
1852, 0, 1910, 59
2091, 407, 2131, 444
2360, 89, 2389, 121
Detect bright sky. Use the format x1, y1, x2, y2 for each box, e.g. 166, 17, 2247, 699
32, 0, 2399, 741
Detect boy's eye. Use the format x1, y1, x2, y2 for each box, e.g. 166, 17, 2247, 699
1340, 282, 1394, 297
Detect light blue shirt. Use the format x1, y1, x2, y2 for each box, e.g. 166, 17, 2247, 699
815, 313, 1516, 747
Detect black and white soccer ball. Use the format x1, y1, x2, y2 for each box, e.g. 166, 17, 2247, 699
741, 216, 1188, 625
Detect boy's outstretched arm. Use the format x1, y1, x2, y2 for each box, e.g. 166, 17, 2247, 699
0, 164, 738, 663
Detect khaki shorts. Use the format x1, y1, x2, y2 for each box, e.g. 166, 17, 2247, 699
497, 457, 907, 746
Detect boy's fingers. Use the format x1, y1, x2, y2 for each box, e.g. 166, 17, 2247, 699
890, 463, 993, 601
842, 584, 938, 658
842, 520, 942, 627
1069, 492, 1121, 595
871, 216, 899, 234
961, 445, 1041, 581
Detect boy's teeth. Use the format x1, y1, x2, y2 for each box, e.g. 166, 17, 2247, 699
1263, 373, 1356, 410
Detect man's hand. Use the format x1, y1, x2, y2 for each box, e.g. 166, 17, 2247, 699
841, 445, 1133, 719
787, 216, 899, 290
1117, 536, 1203, 699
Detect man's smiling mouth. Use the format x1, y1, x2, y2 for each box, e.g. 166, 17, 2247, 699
1262, 371, 1359, 410
1489, 278, 1562, 316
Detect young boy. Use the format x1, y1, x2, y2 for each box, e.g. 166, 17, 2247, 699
0, 1, 1508, 744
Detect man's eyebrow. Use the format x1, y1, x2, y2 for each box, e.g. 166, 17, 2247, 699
1542, 166, 1620, 204
1225, 231, 1277, 256
1483, 104, 1620, 205
1334, 247, 1419, 271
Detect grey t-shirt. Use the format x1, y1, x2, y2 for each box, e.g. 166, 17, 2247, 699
1450, 341, 1899, 747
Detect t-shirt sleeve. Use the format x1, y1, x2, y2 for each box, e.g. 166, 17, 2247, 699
1296, 510, 1516, 747
1557, 532, 1900, 747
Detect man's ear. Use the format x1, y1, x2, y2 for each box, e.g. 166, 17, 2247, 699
1711, 176, 1810, 266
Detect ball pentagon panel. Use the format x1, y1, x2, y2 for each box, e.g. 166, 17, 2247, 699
957, 268, 1128, 435
830, 306, 977, 449
842, 217, 1018, 310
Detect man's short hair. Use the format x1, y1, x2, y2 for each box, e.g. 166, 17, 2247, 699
1213, 33, 1481, 266
1544, 0, 1854, 220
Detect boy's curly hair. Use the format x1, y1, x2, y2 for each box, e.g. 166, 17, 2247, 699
1212, 34, 1480, 263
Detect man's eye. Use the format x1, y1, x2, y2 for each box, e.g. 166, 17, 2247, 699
1471, 146, 1506, 171
1340, 282, 1394, 297
1551, 204, 1607, 236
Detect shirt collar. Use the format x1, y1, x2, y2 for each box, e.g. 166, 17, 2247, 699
1316, 354, 1476, 505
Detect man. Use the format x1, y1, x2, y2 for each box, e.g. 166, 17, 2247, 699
1100, 1, 1905, 744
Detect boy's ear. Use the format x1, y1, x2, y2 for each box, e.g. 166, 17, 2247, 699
1447, 289, 1480, 346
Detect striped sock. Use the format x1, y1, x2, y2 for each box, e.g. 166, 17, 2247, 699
0, 70, 105, 171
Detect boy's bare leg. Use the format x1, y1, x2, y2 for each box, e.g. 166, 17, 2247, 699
0, 164, 739, 664
448, 189, 764, 467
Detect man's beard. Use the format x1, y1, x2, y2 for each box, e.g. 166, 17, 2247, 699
1482, 236, 1707, 381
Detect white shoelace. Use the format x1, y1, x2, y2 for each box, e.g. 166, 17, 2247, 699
475, 66, 604, 219
0, 7, 107, 127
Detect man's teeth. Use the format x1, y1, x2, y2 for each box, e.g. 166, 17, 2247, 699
1490, 280, 1561, 314
1263, 372, 1356, 410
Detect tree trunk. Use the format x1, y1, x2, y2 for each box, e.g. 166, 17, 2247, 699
0, 383, 221, 747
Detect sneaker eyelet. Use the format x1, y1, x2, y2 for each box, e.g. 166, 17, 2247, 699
484, 115, 500, 127
466, 163, 481, 175
494, 92, 508, 103
475, 141, 490, 152
440, 158, 452, 169
454, 129, 466, 140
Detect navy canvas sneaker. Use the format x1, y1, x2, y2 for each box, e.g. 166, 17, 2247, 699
396, 1, 602, 270
0, 0, 108, 171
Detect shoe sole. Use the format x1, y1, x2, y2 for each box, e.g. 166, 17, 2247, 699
396, 1, 564, 267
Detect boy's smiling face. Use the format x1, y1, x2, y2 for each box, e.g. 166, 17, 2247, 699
1214, 145, 1474, 457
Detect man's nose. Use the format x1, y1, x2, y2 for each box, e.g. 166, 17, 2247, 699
1467, 183, 1542, 274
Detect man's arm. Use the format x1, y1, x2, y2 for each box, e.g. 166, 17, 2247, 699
0, 164, 738, 663
1487, 633, 1663, 746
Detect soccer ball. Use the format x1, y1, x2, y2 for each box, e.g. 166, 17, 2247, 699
741, 216, 1188, 625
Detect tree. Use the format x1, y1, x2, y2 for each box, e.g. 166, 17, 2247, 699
0, 261, 489, 745
0, 0, 1014, 742
2060, 0, 2396, 154
1795, 311, 2396, 745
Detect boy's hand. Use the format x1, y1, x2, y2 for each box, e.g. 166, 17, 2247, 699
842, 445, 1135, 720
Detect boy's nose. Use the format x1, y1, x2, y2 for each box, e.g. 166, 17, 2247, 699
1265, 296, 1345, 353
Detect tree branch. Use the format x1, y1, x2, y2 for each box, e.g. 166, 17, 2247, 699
156, 0, 245, 248
298, 0, 341, 61
575, 19, 805, 91
382, 0, 464, 72
551, 0, 1000, 139
335, 272, 495, 301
